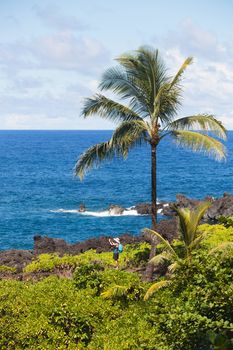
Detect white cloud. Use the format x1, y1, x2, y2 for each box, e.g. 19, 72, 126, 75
164, 18, 229, 61
31, 31, 109, 73
33, 4, 88, 32
156, 21, 233, 129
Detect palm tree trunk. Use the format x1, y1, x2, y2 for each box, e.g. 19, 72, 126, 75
151, 143, 157, 230
144, 143, 157, 281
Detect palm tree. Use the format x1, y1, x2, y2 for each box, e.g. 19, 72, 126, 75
75, 46, 226, 230
75, 46, 227, 280
144, 201, 212, 300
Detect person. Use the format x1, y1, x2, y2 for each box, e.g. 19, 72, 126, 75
109, 237, 121, 269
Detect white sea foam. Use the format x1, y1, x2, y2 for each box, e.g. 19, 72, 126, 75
50, 207, 151, 217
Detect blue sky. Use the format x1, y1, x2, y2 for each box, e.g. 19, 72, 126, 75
0, 0, 233, 129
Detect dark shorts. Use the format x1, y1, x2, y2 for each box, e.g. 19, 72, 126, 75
113, 252, 119, 261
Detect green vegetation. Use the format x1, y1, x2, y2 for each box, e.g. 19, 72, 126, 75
0, 224, 232, 349
24, 242, 150, 273
218, 215, 233, 228
0, 265, 16, 273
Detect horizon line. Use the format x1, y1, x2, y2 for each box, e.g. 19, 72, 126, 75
0, 129, 233, 132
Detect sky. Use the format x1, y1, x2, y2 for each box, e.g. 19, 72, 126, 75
1, 0, 233, 130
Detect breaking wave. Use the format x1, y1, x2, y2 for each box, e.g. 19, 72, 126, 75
50, 206, 164, 217
50, 208, 142, 217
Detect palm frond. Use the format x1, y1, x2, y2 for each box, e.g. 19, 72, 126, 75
152, 56, 192, 124
173, 207, 192, 246
116, 46, 168, 112
174, 202, 210, 247
189, 231, 208, 250
144, 280, 171, 301
168, 261, 181, 273
75, 119, 148, 179
143, 228, 179, 260
110, 119, 148, 156
149, 251, 172, 266
170, 57, 193, 88
82, 94, 141, 123
99, 66, 149, 115
189, 202, 211, 240
166, 114, 227, 140
101, 285, 128, 299
208, 242, 233, 256
75, 141, 116, 180
153, 84, 182, 124
171, 130, 227, 161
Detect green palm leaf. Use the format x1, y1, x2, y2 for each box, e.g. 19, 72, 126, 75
171, 130, 227, 161
170, 57, 193, 88
144, 228, 179, 260
168, 261, 181, 273
208, 242, 233, 256
101, 285, 128, 299
189, 231, 208, 250
189, 202, 212, 241
76, 120, 148, 179
149, 251, 172, 266
117, 47, 167, 112
144, 280, 171, 300
99, 66, 149, 115
166, 114, 227, 140
82, 94, 141, 123
110, 119, 148, 156
174, 202, 211, 247
173, 207, 192, 246
153, 83, 181, 124
75, 141, 116, 180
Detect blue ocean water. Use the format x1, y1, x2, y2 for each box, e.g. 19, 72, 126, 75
0, 130, 232, 250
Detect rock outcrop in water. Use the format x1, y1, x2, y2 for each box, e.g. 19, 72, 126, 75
160, 193, 233, 222
134, 193, 233, 221
108, 204, 125, 215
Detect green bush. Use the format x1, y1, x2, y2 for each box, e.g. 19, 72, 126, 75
0, 238, 232, 349
218, 215, 233, 228
24, 242, 151, 274
0, 265, 16, 273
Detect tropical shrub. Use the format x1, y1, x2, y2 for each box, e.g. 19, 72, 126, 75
24, 243, 151, 274
0, 265, 16, 273
0, 238, 232, 349
218, 215, 233, 228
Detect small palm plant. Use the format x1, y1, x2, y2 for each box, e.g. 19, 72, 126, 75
144, 201, 211, 300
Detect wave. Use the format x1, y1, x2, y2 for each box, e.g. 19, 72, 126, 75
50, 206, 164, 217
50, 208, 148, 217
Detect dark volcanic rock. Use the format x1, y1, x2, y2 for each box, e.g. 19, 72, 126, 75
0, 250, 33, 272
70, 233, 144, 254
156, 218, 178, 242
205, 192, 233, 221
34, 235, 69, 256
141, 218, 178, 243
135, 203, 152, 215
33, 233, 144, 256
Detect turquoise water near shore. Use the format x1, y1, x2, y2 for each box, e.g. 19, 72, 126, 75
0, 130, 232, 250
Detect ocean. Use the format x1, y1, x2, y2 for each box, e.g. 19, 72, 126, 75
0, 130, 232, 250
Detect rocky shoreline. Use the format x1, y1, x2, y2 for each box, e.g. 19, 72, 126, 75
1, 193, 233, 275
107, 192, 233, 220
